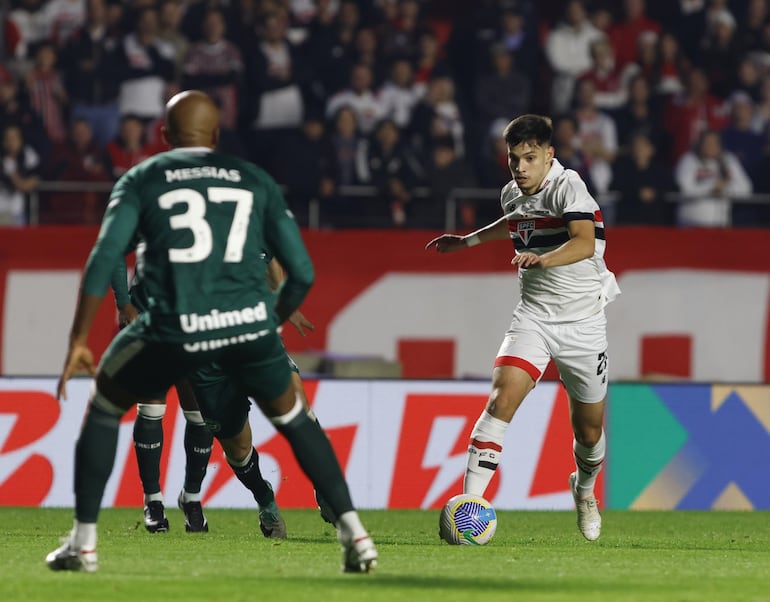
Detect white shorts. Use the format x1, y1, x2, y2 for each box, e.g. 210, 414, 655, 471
494, 311, 608, 403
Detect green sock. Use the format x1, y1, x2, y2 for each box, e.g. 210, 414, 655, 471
74, 405, 120, 523
228, 448, 274, 507
309, 414, 333, 520
274, 411, 354, 517
183, 421, 213, 494
133, 412, 163, 496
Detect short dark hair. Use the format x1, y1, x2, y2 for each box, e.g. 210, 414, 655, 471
503, 114, 553, 148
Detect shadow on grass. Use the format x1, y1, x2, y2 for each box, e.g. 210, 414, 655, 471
257, 573, 668, 595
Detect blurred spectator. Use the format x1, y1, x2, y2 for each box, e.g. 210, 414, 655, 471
732, 55, 763, 103
588, 5, 613, 37
631, 29, 659, 82
104, 0, 125, 32
0, 68, 49, 160
24, 42, 68, 146
303, 0, 359, 98
408, 74, 465, 163
379, 58, 422, 128
478, 118, 512, 189
544, 0, 604, 114
157, 0, 190, 83
356, 118, 424, 226
182, 9, 243, 132
0, 124, 40, 226
353, 28, 386, 89
379, 0, 424, 63
243, 9, 308, 168
287, 0, 321, 27
325, 63, 386, 135
613, 73, 667, 155
664, 68, 729, 162
751, 76, 770, 133
104, 114, 154, 179
607, 0, 661, 69
720, 91, 764, 176
749, 124, 770, 225
494, 6, 538, 78
229, 0, 264, 48
551, 113, 595, 193
572, 77, 618, 194
674, 128, 752, 227
609, 131, 674, 225
115, 7, 176, 122
419, 137, 478, 229
44, 118, 111, 224
746, 18, 770, 73
665, 0, 707, 62
577, 36, 636, 111
60, 0, 123, 147
739, 0, 769, 54
474, 45, 531, 139
271, 111, 335, 225
179, 0, 236, 43
329, 105, 364, 187
700, 9, 742, 99
652, 31, 688, 97
45, 0, 86, 47
321, 105, 363, 225
7, 0, 53, 60
413, 29, 451, 94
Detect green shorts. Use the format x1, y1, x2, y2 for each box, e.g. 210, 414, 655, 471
100, 323, 293, 437
189, 354, 299, 439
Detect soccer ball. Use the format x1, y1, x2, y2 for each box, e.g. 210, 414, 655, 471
438, 493, 497, 546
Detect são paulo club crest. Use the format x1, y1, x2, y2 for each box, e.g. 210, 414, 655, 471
517, 219, 536, 246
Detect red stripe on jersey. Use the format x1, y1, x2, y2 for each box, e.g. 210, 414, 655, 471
507, 217, 565, 230
594, 209, 603, 222
470, 438, 503, 452
494, 356, 541, 381
535, 217, 565, 229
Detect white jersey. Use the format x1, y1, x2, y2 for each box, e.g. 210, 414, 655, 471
500, 158, 620, 322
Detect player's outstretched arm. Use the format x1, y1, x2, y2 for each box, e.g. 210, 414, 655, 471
57, 292, 102, 400
426, 216, 509, 253
288, 310, 314, 337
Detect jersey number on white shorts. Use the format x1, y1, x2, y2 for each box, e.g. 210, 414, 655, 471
158, 187, 253, 263
596, 351, 608, 377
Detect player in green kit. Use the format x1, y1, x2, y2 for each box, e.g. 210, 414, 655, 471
113, 252, 334, 534
47, 90, 377, 573
111, 256, 289, 537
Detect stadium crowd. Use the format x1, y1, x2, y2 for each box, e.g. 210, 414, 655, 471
1, 0, 770, 228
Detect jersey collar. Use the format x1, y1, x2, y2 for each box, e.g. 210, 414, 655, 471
536, 158, 564, 193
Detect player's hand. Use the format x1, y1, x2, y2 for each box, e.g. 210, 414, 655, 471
118, 303, 140, 329
57, 342, 96, 401
512, 252, 543, 269
425, 234, 466, 253
288, 310, 315, 337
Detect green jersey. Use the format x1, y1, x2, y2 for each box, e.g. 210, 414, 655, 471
84, 147, 314, 343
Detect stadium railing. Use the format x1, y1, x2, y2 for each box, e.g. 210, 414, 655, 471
26, 181, 770, 229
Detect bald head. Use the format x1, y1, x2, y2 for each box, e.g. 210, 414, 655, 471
162, 90, 220, 149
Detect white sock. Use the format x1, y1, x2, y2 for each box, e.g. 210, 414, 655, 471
463, 410, 508, 496
337, 511, 368, 541
179, 487, 201, 503
145, 491, 164, 504
269, 398, 304, 425
182, 410, 205, 426
72, 520, 97, 551
573, 430, 606, 499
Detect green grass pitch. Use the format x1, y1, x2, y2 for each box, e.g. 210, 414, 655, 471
1, 508, 768, 602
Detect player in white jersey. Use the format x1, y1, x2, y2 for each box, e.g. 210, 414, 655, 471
426, 114, 620, 541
